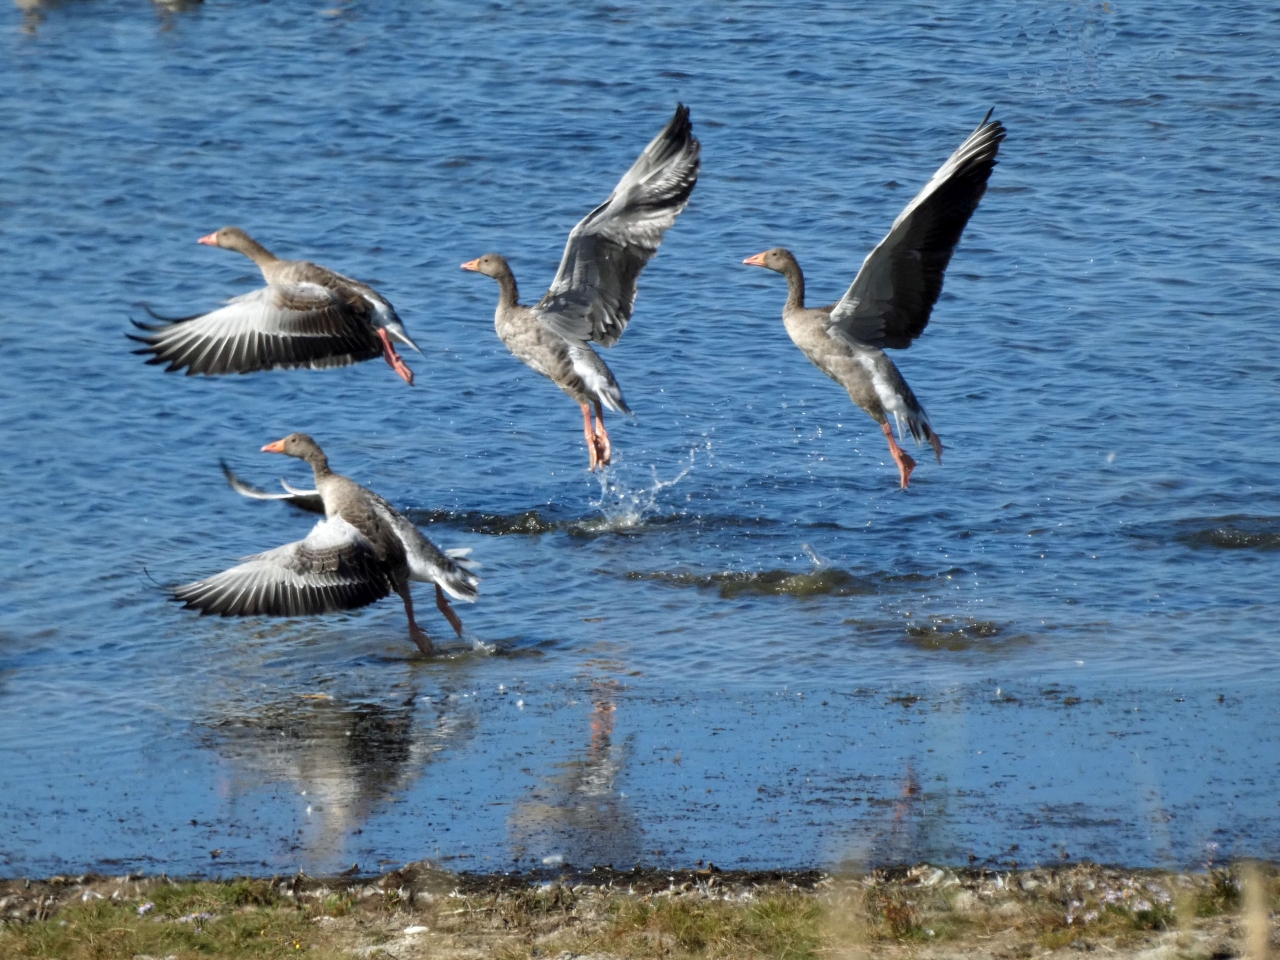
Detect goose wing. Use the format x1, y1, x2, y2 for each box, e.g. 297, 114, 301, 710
175, 516, 392, 617
130, 280, 382, 375
535, 104, 701, 348
221, 462, 326, 514
827, 113, 1005, 349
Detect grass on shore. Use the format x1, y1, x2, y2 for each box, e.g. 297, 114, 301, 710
0, 862, 1275, 959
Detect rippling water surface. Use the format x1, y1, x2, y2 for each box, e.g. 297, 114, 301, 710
2, 0, 1279, 876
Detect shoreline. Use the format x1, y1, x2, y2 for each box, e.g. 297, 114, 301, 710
3, 860, 1275, 958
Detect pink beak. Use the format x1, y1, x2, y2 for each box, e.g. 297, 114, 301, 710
261, 439, 286, 453
460, 259, 481, 272
742, 252, 768, 267
197, 231, 219, 246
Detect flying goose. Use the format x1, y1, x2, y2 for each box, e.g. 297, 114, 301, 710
462, 105, 701, 469
131, 227, 420, 385
176, 434, 477, 655
744, 112, 1005, 488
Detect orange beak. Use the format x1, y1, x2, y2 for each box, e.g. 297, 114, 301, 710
197, 231, 219, 246
742, 252, 768, 267
460, 259, 481, 272
261, 439, 287, 453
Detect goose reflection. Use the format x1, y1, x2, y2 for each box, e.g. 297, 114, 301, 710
203, 689, 475, 866
508, 681, 642, 869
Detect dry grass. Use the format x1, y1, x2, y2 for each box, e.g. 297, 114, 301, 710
0, 862, 1276, 959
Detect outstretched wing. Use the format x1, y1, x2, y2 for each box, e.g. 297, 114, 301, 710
130, 280, 383, 375
175, 516, 392, 617
535, 104, 701, 348
221, 461, 326, 514
827, 112, 1005, 350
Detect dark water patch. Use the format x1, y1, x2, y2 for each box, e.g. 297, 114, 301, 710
624, 567, 878, 599
1175, 516, 1280, 551
1127, 515, 1280, 552
902, 618, 1031, 653
408, 507, 562, 536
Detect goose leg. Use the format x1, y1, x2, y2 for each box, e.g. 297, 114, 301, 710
592, 400, 612, 467
881, 421, 917, 490
376, 328, 415, 387
396, 582, 433, 656
436, 584, 464, 638
581, 403, 600, 470
926, 427, 944, 464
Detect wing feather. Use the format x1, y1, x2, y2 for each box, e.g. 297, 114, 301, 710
827, 113, 1005, 350
535, 104, 701, 348
175, 516, 393, 617
130, 281, 383, 375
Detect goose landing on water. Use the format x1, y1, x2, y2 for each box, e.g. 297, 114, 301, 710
462, 104, 701, 471
744, 112, 1006, 489
131, 227, 420, 385
176, 434, 478, 656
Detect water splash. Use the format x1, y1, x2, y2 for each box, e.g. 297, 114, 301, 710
581, 442, 710, 534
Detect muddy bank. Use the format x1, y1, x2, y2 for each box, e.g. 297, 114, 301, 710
2, 860, 1276, 959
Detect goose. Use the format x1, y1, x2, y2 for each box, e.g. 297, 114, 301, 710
743, 112, 1005, 489
131, 227, 420, 385
176, 434, 477, 655
462, 104, 701, 470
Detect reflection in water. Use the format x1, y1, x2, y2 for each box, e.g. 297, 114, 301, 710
509, 680, 642, 869
839, 761, 954, 869
203, 691, 475, 866
152, 0, 201, 31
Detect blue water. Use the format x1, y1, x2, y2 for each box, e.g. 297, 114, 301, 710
2, 0, 1279, 877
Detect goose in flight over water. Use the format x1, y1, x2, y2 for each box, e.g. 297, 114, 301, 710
744, 111, 1005, 489
175, 434, 478, 656
462, 104, 701, 470
131, 227, 420, 385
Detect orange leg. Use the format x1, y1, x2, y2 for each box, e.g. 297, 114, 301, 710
592, 399, 612, 466
436, 584, 464, 638
927, 427, 944, 464
396, 582, 433, 655
881, 421, 917, 490
377, 329, 415, 386
580, 403, 600, 470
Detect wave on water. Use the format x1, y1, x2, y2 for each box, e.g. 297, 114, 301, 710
1124, 515, 1280, 552
406, 443, 708, 538
625, 566, 878, 599
900, 617, 1030, 653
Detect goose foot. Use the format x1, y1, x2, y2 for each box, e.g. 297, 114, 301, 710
881, 421, 916, 490
593, 400, 613, 467
377, 329, 415, 386
581, 404, 601, 471
436, 584, 464, 638
928, 429, 944, 464
397, 583, 433, 655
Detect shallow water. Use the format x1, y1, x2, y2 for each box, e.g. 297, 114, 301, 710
1, 0, 1279, 877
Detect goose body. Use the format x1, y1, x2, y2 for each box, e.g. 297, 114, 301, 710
744, 112, 1005, 489
131, 227, 420, 385
177, 434, 478, 655
463, 104, 701, 469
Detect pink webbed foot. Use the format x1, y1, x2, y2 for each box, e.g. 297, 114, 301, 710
377, 329, 415, 386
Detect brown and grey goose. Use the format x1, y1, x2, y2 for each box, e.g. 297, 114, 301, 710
176, 434, 478, 656
744, 112, 1006, 489
461, 105, 701, 470
131, 227, 420, 385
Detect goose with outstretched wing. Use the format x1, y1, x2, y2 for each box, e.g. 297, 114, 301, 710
130, 227, 420, 385
744, 112, 1005, 489
176, 434, 478, 655
462, 104, 701, 469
